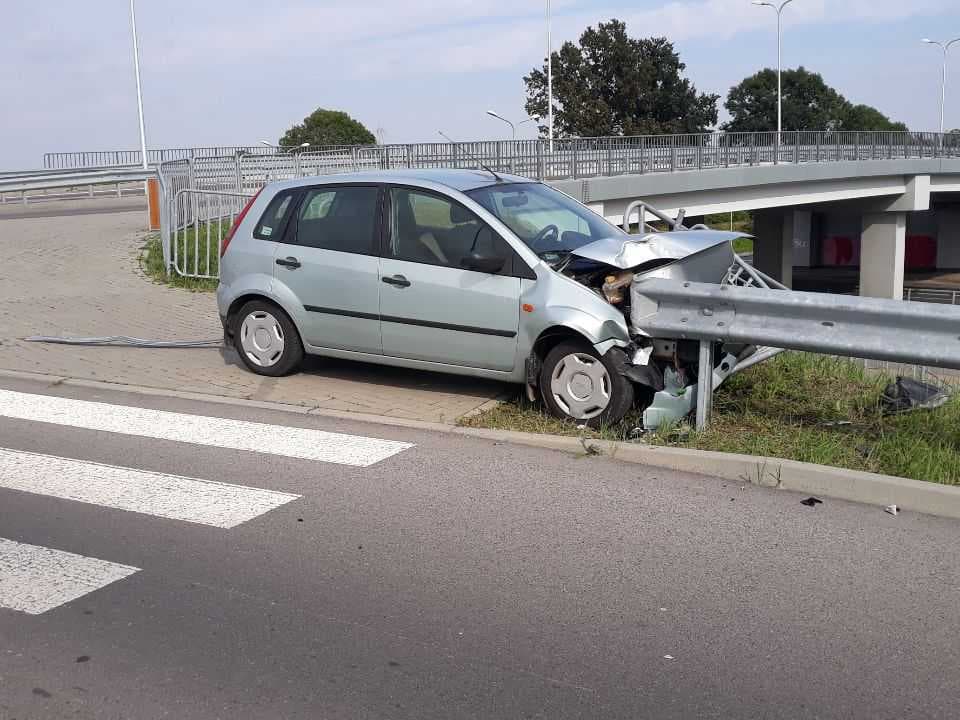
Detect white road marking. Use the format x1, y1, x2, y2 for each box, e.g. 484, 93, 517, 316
0, 448, 301, 528
0, 538, 139, 615
0, 389, 413, 467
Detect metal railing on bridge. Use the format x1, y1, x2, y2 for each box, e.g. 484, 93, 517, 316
49, 131, 960, 175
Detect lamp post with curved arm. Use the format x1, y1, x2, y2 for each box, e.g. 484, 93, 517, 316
923, 38, 960, 134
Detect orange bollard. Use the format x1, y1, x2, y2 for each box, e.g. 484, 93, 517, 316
147, 178, 161, 230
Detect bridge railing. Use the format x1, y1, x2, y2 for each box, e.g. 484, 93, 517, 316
47, 131, 960, 173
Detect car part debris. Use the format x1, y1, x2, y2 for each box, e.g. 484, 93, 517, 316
25, 335, 222, 348
884, 504, 899, 516
880, 376, 951, 415
800, 497, 823, 507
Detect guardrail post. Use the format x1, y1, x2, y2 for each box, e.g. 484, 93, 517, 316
607, 145, 614, 176
571, 145, 578, 179
536, 141, 544, 180
695, 340, 714, 431
670, 147, 677, 172
794, 131, 799, 163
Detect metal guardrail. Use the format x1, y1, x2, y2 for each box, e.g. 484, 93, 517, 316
632, 278, 960, 369
631, 277, 960, 427
0, 167, 156, 194
1, 183, 145, 206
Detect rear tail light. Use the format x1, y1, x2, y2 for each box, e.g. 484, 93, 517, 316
221, 188, 263, 257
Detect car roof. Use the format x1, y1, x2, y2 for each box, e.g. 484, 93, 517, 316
269, 168, 535, 194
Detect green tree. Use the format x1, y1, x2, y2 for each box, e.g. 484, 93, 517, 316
840, 104, 908, 131
279, 108, 376, 148
523, 20, 718, 137
723, 67, 907, 132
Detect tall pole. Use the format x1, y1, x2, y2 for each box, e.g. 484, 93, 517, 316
753, 1, 794, 141
130, 0, 148, 170
547, 0, 554, 153
942, 48, 948, 134
924, 39, 960, 133
776, 8, 782, 137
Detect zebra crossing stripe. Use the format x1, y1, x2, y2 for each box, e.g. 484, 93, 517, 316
0, 538, 139, 615
0, 447, 301, 528
0, 389, 413, 467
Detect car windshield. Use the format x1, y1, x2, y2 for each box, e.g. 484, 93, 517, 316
466, 182, 625, 257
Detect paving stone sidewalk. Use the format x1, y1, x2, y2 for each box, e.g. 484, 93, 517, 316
0, 202, 506, 423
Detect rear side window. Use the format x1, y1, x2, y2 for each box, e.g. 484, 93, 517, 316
294, 186, 379, 254
253, 191, 297, 240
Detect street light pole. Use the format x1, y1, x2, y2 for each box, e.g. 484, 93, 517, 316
546, 0, 554, 153
129, 0, 148, 170
753, 0, 794, 140
923, 38, 960, 134
486, 110, 516, 141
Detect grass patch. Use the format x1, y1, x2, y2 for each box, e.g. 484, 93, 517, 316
705, 211, 753, 254
459, 353, 960, 484
140, 226, 222, 292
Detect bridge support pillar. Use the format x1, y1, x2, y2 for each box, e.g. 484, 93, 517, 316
860, 212, 905, 299
753, 209, 808, 288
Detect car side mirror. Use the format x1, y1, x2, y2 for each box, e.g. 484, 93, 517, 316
461, 252, 505, 274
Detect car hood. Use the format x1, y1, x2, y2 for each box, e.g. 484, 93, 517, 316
570, 230, 750, 270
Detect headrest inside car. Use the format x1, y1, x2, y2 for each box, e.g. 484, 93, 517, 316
449, 204, 473, 225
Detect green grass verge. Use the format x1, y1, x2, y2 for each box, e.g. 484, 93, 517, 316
140, 226, 222, 292
459, 353, 960, 484
705, 211, 753, 254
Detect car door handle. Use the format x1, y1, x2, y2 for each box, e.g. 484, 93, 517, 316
382, 274, 411, 288
276, 256, 301, 269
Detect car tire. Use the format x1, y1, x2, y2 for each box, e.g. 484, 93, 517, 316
233, 300, 304, 377
540, 340, 634, 428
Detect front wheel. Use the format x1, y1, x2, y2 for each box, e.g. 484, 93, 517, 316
539, 340, 634, 428
233, 301, 304, 377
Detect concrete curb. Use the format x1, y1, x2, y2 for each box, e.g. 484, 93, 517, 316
1, 367, 958, 520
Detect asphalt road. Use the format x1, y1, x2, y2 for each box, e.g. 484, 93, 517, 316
0, 375, 958, 719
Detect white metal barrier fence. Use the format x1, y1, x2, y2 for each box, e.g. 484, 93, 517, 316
170, 189, 251, 279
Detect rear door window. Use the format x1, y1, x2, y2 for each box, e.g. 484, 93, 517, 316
253, 191, 297, 240
294, 186, 380, 255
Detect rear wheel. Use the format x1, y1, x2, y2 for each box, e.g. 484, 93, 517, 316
233, 301, 304, 376
539, 340, 634, 428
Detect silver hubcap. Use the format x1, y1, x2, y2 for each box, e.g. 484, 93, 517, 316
240, 310, 285, 368
550, 352, 612, 420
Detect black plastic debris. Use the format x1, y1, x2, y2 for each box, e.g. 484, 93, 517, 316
800, 497, 823, 507
880, 376, 951, 415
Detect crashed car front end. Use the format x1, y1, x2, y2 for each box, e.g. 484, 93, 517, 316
555, 226, 778, 430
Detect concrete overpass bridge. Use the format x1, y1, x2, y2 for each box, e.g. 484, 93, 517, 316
42, 131, 960, 297
552, 156, 960, 300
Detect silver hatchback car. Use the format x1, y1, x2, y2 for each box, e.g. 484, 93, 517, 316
217, 169, 747, 427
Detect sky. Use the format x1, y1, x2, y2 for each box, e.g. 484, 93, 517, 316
1, 0, 958, 169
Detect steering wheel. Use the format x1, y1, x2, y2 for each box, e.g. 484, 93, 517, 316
529, 224, 561, 251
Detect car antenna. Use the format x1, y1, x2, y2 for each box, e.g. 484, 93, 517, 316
438, 131, 505, 182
